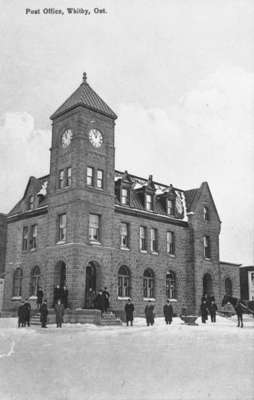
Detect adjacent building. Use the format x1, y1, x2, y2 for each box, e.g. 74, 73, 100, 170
2, 73, 240, 315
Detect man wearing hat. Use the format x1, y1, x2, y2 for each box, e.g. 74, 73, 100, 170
125, 298, 135, 326
163, 299, 174, 325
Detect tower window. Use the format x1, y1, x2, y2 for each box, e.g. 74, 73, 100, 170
167, 199, 174, 216
120, 223, 129, 249
204, 236, 211, 259
30, 224, 38, 249
139, 226, 147, 251
66, 167, 72, 187
58, 170, 64, 189
87, 167, 94, 186
145, 194, 153, 211
89, 214, 100, 242
121, 188, 129, 205
204, 207, 209, 221
57, 214, 66, 242
22, 226, 29, 251
97, 169, 104, 189
167, 231, 175, 255
150, 228, 158, 253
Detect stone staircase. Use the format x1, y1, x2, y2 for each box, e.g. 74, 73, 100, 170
30, 310, 122, 326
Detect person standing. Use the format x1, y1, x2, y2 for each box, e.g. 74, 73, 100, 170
61, 286, 68, 309
163, 299, 174, 325
54, 299, 64, 328
40, 299, 48, 328
210, 300, 218, 322
86, 288, 96, 309
145, 300, 155, 326
36, 286, 44, 310
125, 298, 134, 326
18, 301, 25, 328
95, 290, 105, 315
23, 298, 31, 327
200, 300, 208, 323
102, 287, 110, 313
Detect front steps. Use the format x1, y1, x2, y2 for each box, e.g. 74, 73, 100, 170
30, 309, 122, 326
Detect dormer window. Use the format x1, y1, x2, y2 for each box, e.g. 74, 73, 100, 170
204, 206, 209, 221
121, 188, 129, 205
145, 194, 153, 211
167, 199, 175, 216
28, 195, 34, 210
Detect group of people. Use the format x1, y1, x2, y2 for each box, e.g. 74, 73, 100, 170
18, 299, 31, 327
86, 287, 110, 314
200, 294, 218, 323
124, 298, 174, 327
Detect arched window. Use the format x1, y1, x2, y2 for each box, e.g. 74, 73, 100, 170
118, 266, 130, 297
143, 268, 154, 298
225, 278, 232, 296
13, 268, 23, 297
166, 271, 176, 299
30, 266, 41, 296
204, 206, 209, 221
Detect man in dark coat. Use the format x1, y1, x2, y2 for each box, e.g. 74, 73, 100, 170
18, 301, 26, 327
145, 301, 155, 326
54, 299, 64, 328
125, 298, 135, 326
95, 290, 105, 315
53, 285, 61, 306
163, 299, 174, 325
86, 288, 96, 309
61, 286, 68, 309
36, 287, 43, 310
210, 300, 218, 322
23, 298, 31, 327
102, 287, 110, 313
200, 300, 209, 323
40, 299, 48, 328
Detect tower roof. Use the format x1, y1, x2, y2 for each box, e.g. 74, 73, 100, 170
50, 72, 117, 120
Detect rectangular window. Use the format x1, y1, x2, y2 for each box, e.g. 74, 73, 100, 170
167, 199, 174, 216
66, 167, 72, 187
97, 169, 104, 189
204, 236, 211, 259
30, 224, 37, 249
28, 195, 34, 210
120, 223, 129, 248
145, 194, 153, 211
22, 226, 29, 251
139, 226, 147, 251
150, 228, 158, 253
87, 167, 94, 186
89, 214, 100, 242
58, 170, 64, 189
121, 188, 129, 205
58, 214, 66, 242
167, 231, 175, 255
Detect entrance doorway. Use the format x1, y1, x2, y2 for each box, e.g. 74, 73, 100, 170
54, 261, 66, 288
203, 273, 213, 297
85, 262, 97, 308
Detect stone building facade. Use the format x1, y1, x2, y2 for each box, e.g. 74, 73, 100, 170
2, 73, 240, 316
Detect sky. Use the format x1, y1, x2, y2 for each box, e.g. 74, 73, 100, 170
0, 0, 253, 265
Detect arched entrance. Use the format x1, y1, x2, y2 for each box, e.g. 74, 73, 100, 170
54, 261, 66, 288
203, 273, 213, 297
85, 261, 97, 308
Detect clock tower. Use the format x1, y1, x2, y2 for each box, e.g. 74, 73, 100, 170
47, 73, 117, 307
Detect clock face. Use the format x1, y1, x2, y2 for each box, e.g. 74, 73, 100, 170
61, 129, 73, 148
89, 129, 103, 148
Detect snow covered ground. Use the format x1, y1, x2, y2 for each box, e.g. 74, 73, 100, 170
0, 315, 253, 400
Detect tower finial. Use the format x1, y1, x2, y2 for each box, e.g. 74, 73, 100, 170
83, 72, 87, 83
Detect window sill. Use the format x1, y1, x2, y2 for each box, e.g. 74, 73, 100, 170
168, 254, 176, 258
120, 247, 130, 251
11, 296, 22, 301
56, 240, 66, 245
167, 298, 177, 302
143, 298, 156, 302
30, 248, 37, 252
118, 296, 130, 300
29, 296, 37, 300
151, 251, 158, 256
89, 240, 102, 246
140, 250, 147, 254
204, 257, 211, 261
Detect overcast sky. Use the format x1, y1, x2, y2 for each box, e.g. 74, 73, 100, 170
0, 0, 253, 265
